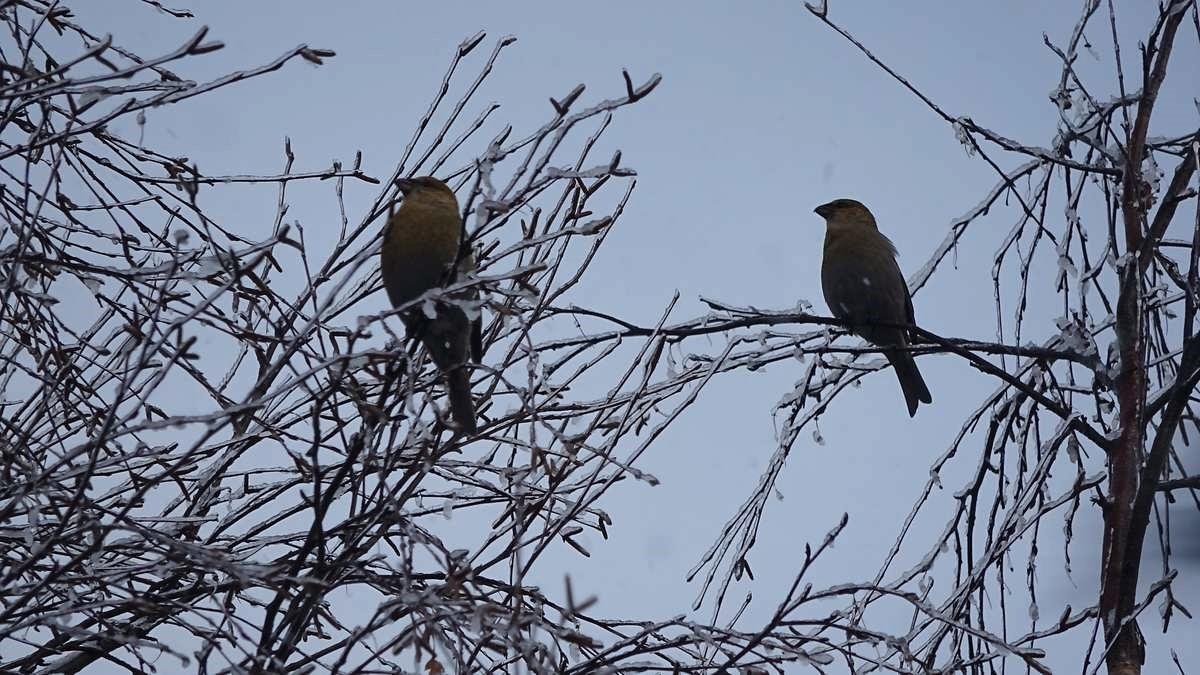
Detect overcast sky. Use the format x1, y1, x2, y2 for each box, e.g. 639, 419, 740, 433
65, 2, 1200, 672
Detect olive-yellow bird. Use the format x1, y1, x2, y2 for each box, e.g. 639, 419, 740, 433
816, 198, 931, 416
381, 176, 482, 432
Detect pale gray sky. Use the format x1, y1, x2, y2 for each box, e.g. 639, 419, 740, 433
63, 2, 1199, 672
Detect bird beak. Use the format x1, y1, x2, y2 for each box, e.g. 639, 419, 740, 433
395, 178, 415, 194
814, 202, 832, 218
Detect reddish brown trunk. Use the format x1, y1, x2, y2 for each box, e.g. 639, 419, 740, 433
1103, 266, 1145, 673
1100, 7, 1188, 672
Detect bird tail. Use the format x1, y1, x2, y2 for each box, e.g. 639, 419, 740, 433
413, 308, 478, 433
887, 349, 932, 417
444, 366, 477, 432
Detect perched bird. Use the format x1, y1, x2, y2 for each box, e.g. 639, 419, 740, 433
815, 198, 931, 416
381, 176, 482, 432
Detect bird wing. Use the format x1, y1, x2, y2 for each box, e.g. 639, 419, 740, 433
470, 316, 483, 363
822, 235, 911, 346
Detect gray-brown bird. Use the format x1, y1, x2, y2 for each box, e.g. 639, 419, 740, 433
381, 176, 482, 432
816, 198, 931, 416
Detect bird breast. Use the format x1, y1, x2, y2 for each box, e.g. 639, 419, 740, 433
381, 199, 462, 308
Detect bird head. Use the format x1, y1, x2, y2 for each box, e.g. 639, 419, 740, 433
396, 176, 456, 197
393, 176, 461, 217
814, 198, 877, 230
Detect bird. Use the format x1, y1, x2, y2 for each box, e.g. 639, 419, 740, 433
380, 176, 482, 432
815, 198, 931, 416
